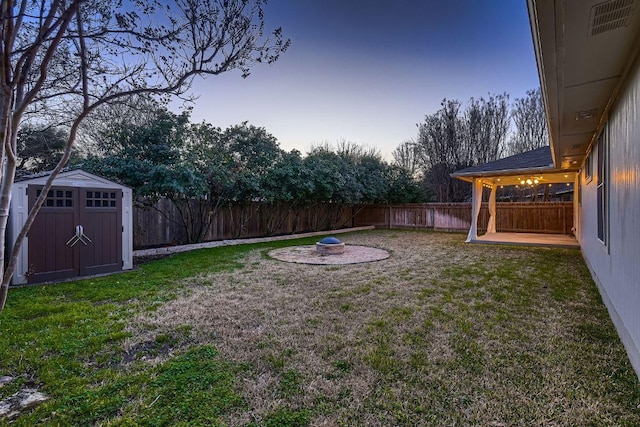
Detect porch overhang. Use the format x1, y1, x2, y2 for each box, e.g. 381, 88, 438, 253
451, 147, 578, 245
452, 168, 578, 186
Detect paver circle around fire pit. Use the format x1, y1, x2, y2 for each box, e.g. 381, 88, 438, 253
268, 245, 390, 265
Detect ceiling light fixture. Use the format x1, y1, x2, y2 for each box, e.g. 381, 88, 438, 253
520, 177, 540, 186
575, 109, 598, 120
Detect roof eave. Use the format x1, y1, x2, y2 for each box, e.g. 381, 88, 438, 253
528, 0, 640, 170
451, 165, 578, 182
527, 0, 561, 168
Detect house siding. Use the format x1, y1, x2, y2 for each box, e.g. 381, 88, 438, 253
579, 55, 640, 376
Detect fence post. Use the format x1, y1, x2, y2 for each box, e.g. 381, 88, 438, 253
429, 206, 435, 230
388, 206, 392, 229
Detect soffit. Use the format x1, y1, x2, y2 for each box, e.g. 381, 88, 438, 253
454, 169, 577, 186
528, 0, 640, 169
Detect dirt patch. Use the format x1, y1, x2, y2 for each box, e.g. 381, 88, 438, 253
133, 253, 173, 266
268, 244, 389, 265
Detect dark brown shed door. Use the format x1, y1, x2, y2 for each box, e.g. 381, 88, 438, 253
27, 186, 122, 284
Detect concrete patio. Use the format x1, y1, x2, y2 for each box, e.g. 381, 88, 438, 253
471, 232, 579, 249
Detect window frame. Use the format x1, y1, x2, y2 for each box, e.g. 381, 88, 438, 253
36, 188, 74, 209
596, 125, 608, 247
584, 150, 593, 184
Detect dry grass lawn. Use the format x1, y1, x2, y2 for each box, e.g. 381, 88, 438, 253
128, 230, 640, 426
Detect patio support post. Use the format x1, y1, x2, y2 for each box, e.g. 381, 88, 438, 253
466, 178, 483, 242
573, 173, 579, 237
486, 183, 497, 234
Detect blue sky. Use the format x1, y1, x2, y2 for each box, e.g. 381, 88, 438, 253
183, 1, 540, 159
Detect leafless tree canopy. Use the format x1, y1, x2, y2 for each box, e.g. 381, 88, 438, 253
392, 140, 421, 178
414, 95, 509, 202
463, 94, 510, 164
508, 88, 548, 155
0, 0, 289, 311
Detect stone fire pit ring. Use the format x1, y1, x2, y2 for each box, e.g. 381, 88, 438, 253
268, 243, 389, 265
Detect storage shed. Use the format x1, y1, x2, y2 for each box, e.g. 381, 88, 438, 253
9, 169, 133, 285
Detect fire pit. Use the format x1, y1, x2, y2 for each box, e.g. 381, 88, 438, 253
268, 241, 390, 265
315, 236, 345, 255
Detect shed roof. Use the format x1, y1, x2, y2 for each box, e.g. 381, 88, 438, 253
14, 168, 130, 189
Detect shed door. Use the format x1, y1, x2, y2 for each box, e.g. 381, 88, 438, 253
27, 186, 122, 284
79, 189, 122, 276
27, 186, 78, 283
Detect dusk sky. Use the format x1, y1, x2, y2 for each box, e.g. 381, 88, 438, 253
183, 1, 540, 160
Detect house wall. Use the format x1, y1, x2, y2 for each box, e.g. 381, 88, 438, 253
579, 55, 640, 377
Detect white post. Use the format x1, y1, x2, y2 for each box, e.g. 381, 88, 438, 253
466, 178, 483, 242
573, 173, 579, 237
486, 183, 497, 234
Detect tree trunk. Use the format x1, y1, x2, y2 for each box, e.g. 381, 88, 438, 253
0, 154, 17, 311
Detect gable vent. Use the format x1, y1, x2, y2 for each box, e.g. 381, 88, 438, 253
589, 0, 636, 36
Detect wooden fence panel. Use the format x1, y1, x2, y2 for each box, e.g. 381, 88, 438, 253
350, 205, 388, 228
133, 199, 187, 248
391, 205, 434, 229
133, 200, 354, 249
430, 203, 476, 231
495, 202, 572, 234
353, 202, 573, 234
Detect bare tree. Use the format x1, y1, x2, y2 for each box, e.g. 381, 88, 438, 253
417, 99, 462, 166
335, 139, 380, 160
392, 140, 422, 177
413, 95, 509, 202
0, 0, 289, 312
462, 93, 509, 165
415, 99, 465, 202
507, 87, 548, 155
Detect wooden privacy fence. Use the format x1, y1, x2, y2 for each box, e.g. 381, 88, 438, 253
133, 200, 573, 249
133, 200, 354, 249
353, 202, 574, 234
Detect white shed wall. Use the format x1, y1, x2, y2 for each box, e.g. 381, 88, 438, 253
579, 56, 640, 376
9, 170, 133, 285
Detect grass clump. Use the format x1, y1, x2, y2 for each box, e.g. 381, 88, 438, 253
112, 346, 244, 426
258, 407, 310, 427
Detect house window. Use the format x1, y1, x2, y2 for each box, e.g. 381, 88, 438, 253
596, 125, 608, 245
578, 176, 582, 207
584, 150, 593, 183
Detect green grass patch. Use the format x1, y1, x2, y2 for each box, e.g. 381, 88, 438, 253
258, 407, 310, 427
112, 346, 244, 426
0, 236, 319, 426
